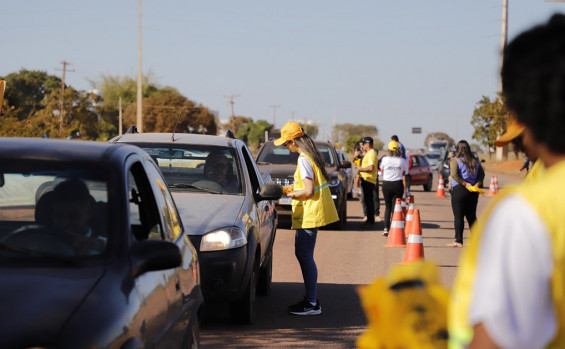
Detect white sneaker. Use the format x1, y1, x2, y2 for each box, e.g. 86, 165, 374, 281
382, 228, 388, 237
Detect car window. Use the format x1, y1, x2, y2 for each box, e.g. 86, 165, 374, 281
128, 162, 165, 242
256, 142, 335, 167
411, 156, 420, 167
130, 143, 242, 195
241, 145, 260, 194
0, 160, 110, 259
419, 155, 429, 166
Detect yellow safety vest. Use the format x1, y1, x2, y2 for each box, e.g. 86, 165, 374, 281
291, 154, 339, 229
449, 160, 565, 349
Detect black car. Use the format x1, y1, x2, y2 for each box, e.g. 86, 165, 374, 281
255, 140, 351, 229
110, 131, 282, 324
0, 138, 203, 348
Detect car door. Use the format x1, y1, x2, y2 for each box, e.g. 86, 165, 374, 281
126, 159, 184, 348
142, 158, 199, 345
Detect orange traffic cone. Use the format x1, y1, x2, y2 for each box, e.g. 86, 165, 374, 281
404, 195, 415, 238
401, 198, 407, 220
488, 176, 497, 196
435, 175, 446, 197
494, 175, 499, 194
400, 209, 425, 264
385, 198, 406, 247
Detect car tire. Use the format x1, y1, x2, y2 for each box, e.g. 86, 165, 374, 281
257, 249, 273, 296
423, 174, 433, 192
229, 258, 258, 324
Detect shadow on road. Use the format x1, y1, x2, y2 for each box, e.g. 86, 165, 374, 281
201, 282, 367, 348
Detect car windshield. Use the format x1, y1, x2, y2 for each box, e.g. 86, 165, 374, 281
425, 153, 441, 160
132, 144, 242, 195
257, 142, 336, 167
0, 160, 111, 261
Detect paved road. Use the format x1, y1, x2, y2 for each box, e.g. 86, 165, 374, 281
200, 171, 521, 348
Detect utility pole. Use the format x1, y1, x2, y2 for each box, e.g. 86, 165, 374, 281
225, 94, 240, 134
56, 61, 74, 135
269, 104, 280, 128
119, 97, 123, 135
496, 0, 508, 161
136, 0, 143, 132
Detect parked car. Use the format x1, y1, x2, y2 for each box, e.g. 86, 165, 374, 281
424, 151, 442, 171
110, 131, 282, 324
255, 140, 351, 229
335, 149, 354, 199
438, 149, 484, 188
0, 138, 203, 348
377, 153, 433, 192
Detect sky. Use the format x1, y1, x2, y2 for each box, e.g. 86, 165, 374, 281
3, 1, 565, 149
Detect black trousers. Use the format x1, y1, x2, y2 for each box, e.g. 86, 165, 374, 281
450, 185, 479, 244
360, 179, 376, 224
382, 180, 404, 230
361, 177, 380, 217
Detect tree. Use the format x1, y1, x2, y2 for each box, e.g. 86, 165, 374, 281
471, 94, 508, 152
222, 116, 253, 135
236, 120, 273, 147
123, 92, 217, 134
331, 123, 378, 147
424, 132, 455, 149
302, 123, 319, 139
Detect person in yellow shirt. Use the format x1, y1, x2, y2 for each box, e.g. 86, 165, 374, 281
357, 137, 379, 226
450, 14, 565, 348
274, 121, 339, 316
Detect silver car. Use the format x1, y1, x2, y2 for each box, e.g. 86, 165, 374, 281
110, 131, 282, 324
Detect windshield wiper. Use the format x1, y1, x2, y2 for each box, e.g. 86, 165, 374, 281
0, 241, 77, 265
168, 183, 224, 194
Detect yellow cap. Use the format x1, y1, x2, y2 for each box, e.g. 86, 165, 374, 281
274, 121, 304, 146
388, 141, 399, 151
494, 114, 526, 147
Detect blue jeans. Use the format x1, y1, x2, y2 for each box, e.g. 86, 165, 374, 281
295, 228, 318, 303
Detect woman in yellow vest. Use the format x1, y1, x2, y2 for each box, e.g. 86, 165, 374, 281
274, 121, 339, 316
450, 14, 565, 348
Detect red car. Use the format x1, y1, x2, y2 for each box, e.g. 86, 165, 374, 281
378, 153, 433, 192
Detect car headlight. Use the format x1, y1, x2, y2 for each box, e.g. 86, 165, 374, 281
200, 226, 247, 251
328, 177, 341, 187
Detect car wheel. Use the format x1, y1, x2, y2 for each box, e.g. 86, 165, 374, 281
229, 258, 258, 324
423, 174, 433, 192
257, 249, 273, 296
340, 198, 347, 226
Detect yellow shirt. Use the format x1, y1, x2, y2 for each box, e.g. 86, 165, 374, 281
360, 148, 378, 184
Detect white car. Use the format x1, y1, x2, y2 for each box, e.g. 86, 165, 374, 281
424, 151, 442, 171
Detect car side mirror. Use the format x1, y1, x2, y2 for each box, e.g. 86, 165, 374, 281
258, 183, 284, 201
340, 160, 352, 169
130, 239, 182, 278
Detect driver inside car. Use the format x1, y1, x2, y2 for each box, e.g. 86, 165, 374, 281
201, 150, 238, 193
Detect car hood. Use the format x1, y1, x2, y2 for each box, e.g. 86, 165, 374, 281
0, 266, 105, 347
172, 192, 245, 235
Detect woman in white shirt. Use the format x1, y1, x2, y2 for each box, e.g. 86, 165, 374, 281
379, 141, 408, 236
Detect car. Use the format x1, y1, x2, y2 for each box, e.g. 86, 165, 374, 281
0, 137, 203, 348
255, 139, 351, 230
377, 153, 433, 192
110, 131, 282, 324
438, 149, 484, 188
335, 149, 354, 199
424, 151, 442, 171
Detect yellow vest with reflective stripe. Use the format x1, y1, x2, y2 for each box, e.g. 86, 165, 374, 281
291, 154, 339, 229
449, 160, 565, 349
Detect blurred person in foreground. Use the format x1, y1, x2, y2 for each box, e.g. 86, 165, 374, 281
446, 140, 485, 248
357, 137, 380, 226
274, 121, 339, 315
450, 14, 565, 349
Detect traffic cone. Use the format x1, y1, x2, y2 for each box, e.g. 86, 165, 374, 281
488, 176, 496, 196
385, 198, 406, 247
404, 195, 415, 238
401, 198, 407, 220
494, 175, 499, 194
400, 209, 425, 264
435, 175, 446, 197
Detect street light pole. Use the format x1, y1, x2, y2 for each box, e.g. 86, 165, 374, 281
136, 0, 143, 132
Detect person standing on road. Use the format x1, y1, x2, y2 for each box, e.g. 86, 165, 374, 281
447, 140, 484, 248
380, 141, 408, 237
391, 135, 410, 196
357, 137, 380, 226
352, 139, 365, 199
450, 14, 565, 348
274, 121, 339, 316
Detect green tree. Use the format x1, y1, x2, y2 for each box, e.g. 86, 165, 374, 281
222, 116, 253, 136
237, 119, 273, 146
123, 92, 217, 134
331, 123, 378, 147
471, 94, 508, 151
344, 134, 363, 153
